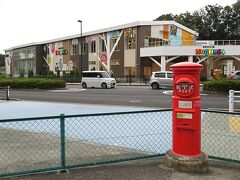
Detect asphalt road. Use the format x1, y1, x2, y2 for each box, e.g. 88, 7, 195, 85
7, 85, 232, 110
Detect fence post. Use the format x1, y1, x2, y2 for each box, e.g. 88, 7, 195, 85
229, 90, 234, 112
60, 114, 66, 169
6, 86, 10, 101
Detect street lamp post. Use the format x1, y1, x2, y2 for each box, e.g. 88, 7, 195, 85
77, 20, 82, 81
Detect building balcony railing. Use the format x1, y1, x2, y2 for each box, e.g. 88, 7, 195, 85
143, 40, 240, 48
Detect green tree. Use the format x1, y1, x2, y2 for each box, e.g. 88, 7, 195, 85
233, 0, 240, 14
154, 2, 240, 40
0, 54, 5, 66
201, 5, 225, 40
222, 5, 238, 39
155, 13, 175, 21
231, 0, 240, 38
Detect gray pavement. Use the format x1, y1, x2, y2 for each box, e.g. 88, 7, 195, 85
2, 158, 240, 180
1, 124, 240, 180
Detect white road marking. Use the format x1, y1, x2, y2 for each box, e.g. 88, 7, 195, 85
163, 90, 173, 95
129, 100, 142, 103
48, 88, 87, 92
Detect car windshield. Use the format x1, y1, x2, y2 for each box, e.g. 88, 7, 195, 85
101, 72, 111, 78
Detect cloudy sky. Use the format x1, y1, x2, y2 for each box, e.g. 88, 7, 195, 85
0, 0, 237, 54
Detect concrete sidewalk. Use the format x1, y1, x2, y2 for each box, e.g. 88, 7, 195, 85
3, 158, 240, 180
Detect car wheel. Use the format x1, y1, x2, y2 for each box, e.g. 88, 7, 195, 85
101, 83, 107, 89
82, 82, 87, 89
151, 83, 159, 90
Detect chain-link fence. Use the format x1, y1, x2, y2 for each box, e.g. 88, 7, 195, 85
201, 110, 240, 162
0, 109, 239, 177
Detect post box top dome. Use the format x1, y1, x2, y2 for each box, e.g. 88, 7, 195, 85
170, 62, 203, 71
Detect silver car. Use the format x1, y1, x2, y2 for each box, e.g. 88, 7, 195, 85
149, 71, 173, 90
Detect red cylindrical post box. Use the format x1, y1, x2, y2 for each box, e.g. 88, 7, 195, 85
170, 62, 203, 156
165, 62, 208, 173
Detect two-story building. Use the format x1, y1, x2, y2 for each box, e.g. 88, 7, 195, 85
4, 21, 240, 80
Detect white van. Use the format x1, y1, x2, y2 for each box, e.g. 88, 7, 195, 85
82, 71, 116, 89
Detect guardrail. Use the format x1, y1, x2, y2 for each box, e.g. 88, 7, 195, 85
229, 90, 240, 112
0, 86, 10, 100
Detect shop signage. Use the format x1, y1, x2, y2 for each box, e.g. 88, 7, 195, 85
196, 41, 214, 46
56, 50, 68, 55
195, 49, 225, 55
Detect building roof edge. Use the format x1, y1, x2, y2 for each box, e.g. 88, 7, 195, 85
4, 21, 198, 51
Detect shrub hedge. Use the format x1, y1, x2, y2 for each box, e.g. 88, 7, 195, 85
204, 79, 240, 92
0, 78, 66, 89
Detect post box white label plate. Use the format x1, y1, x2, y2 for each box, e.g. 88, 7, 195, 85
177, 113, 192, 119
179, 101, 192, 109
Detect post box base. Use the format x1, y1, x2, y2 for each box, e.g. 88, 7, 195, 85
164, 150, 209, 173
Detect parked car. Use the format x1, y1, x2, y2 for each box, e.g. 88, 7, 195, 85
82, 71, 116, 89
229, 70, 240, 79
149, 71, 173, 90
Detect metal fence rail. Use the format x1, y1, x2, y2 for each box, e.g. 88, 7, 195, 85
229, 90, 240, 112
0, 109, 239, 177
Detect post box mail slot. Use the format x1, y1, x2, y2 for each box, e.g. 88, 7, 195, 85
175, 108, 196, 130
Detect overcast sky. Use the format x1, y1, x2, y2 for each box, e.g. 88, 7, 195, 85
0, 0, 237, 54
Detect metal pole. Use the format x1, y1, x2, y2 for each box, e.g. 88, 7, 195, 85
6, 86, 10, 101
60, 114, 66, 169
229, 90, 234, 112
77, 20, 83, 82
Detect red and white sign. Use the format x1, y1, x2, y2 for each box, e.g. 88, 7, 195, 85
100, 53, 107, 63
85, 36, 93, 44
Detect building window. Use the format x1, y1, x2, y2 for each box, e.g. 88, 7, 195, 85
101, 40, 106, 52
82, 42, 88, 54
124, 28, 136, 49
126, 37, 136, 49
90, 41, 96, 53
12, 51, 20, 60
144, 36, 168, 47
26, 61, 32, 69
27, 49, 35, 58
72, 44, 77, 54
111, 59, 120, 65
144, 38, 149, 47
89, 61, 96, 65
111, 38, 120, 51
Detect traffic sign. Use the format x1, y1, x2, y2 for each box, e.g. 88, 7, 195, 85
100, 53, 107, 63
